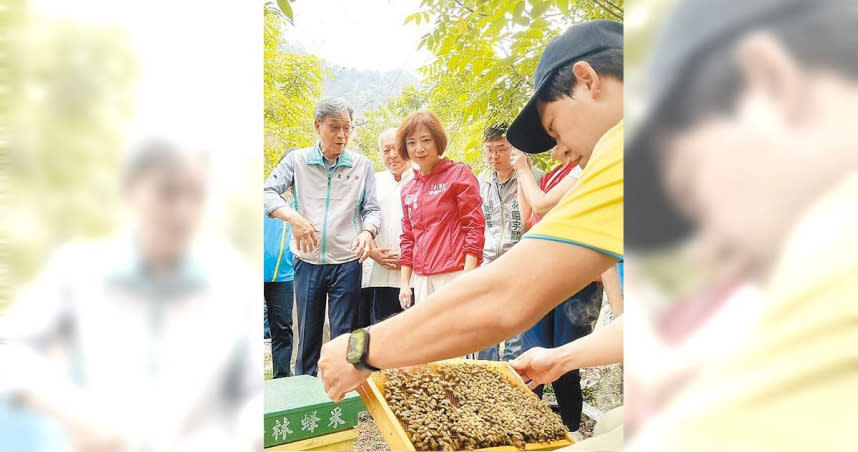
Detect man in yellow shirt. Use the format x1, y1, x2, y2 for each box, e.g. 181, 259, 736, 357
316, 21, 624, 439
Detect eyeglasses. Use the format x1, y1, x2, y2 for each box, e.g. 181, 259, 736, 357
484, 148, 510, 156
326, 124, 353, 134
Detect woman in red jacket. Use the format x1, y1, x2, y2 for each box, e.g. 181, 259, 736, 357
396, 111, 485, 308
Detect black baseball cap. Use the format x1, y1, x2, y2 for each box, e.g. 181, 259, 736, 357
507, 20, 623, 154
625, 0, 823, 251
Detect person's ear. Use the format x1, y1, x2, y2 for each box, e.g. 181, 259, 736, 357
314, 120, 321, 135
736, 32, 804, 124
571, 61, 600, 99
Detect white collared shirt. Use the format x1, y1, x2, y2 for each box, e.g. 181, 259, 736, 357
362, 168, 415, 288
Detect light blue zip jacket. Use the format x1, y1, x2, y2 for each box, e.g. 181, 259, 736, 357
264, 143, 381, 265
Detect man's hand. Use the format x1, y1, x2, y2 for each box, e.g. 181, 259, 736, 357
399, 286, 413, 309
370, 248, 399, 271
369, 247, 390, 264
388, 251, 402, 270
509, 347, 567, 390
352, 231, 375, 263
285, 211, 320, 253
510, 149, 530, 173
318, 333, 371, 402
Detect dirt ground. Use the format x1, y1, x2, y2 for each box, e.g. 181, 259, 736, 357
264, 338, 273, 380
356, 411, 391, 451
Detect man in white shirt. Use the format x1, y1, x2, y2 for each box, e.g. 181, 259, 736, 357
361, 128, 415, 323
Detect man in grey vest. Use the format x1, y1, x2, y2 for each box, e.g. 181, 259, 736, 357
476, 124, 543, 362
264, 97, 381, 376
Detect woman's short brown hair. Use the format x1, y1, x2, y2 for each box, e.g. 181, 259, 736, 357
395, 110, 448, 160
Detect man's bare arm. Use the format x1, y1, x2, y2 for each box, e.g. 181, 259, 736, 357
367, 238, 616, 368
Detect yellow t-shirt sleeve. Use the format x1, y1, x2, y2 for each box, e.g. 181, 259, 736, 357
663, 175, 858, 451
524, 121, 624, 260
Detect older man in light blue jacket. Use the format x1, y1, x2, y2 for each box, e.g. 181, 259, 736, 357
264, 97, 381, 376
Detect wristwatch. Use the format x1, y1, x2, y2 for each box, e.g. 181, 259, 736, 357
346, 328, 380, 372
361, 226, 378, 239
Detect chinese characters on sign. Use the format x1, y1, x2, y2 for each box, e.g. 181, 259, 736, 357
301, 411, 321, 433
511, 200, 522, 241
272, 417, 294, 441
270, 407, 351, 443
328, 406, 347, 428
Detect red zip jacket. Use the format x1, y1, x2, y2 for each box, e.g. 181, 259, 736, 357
400, 158, 485, 276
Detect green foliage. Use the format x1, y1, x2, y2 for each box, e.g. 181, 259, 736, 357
351, 86, 428, 172
264, 6, 326, 176
266, 0, 295, 24
4, 15, 136, 309
369, 0, 625, 173
322, 67, 418, 117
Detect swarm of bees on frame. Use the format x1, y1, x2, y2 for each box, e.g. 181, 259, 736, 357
382, 364, 568, 451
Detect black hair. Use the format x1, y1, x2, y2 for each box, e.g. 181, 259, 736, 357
662, 2, 858, 134
537, 48, 624, 103
483, 124, 508, 142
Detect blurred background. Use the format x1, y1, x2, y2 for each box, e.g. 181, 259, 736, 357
4, 0, 263, 309
624, 0, 858, 450
2, 0, 262, 450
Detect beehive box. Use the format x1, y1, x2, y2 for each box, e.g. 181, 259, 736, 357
357, 359, 575, 451
264, 375, 365, 448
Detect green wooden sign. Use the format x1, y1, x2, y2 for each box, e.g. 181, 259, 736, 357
264, 375, 365, 448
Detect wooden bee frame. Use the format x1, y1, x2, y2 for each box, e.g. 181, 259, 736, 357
356, 359, 576, 451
